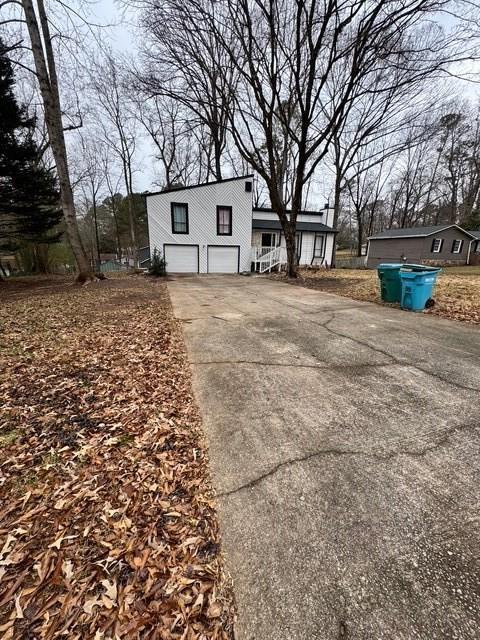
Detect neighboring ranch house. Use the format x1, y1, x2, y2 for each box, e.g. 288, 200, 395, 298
145, 175, 336, 274
366, 225, 479, 268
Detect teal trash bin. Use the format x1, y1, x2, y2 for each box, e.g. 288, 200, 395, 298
376, 263, 403, 303
399, 265, 442, 311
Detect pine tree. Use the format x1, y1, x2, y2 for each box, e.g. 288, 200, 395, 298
0, 38, 62, 257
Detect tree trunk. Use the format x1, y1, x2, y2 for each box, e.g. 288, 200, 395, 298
284, 226, 297, 278
213, 130, 223, 180
22, 0, 90, 276
92, 189, 101, 269
331, 169, 342, 268
356, 215, 364, 257
111, 206, 122, 260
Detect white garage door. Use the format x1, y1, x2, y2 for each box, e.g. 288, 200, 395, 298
164, 244, 198, 273
208, 245, 239, 273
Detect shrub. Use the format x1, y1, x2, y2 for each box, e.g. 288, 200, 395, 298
149, 248, 167, 277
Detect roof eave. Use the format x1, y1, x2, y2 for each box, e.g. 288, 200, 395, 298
144, 174, 254, 198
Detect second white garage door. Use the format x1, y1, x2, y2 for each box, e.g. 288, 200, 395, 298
207, 245, 239, 273
164, 244, 199, 273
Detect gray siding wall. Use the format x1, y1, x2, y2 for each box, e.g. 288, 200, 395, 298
367, 227, 472, 268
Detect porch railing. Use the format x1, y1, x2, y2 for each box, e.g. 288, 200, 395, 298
251, 246, 287, 273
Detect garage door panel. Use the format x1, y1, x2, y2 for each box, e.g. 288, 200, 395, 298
164, 244, 198, 273
208, 246, 239, 273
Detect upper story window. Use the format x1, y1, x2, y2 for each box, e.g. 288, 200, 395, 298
171, 203, 189, 234
245, 181, 252, 192
451, 239, 463, 254
217, 206, 232, 235
431, 238, 443, 253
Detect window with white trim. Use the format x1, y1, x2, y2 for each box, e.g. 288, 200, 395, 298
431, 238, 443, 253
451, 239, 463, 253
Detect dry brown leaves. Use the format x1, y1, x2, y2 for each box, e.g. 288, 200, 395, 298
272, 268, 480, 324
0, 276, 234, 639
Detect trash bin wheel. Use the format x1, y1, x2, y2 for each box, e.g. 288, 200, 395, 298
425, 298, 435, 309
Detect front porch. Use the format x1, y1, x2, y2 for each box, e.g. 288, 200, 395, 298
250, 228, 328, 272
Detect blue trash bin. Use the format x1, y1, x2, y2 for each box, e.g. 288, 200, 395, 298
399, 265, 441, 311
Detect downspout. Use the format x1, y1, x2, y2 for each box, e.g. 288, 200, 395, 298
466, 238, 475, 265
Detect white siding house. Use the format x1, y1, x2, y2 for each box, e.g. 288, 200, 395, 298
147, 176, 253, 273
251, 208, 336, 267
146, 175, 337, 273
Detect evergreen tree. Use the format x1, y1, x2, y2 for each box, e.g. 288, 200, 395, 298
0, 39, 62, 255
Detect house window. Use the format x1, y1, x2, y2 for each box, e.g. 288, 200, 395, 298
245, 181, 252, 192
217, 206, 232, 235
431, 238, 443, 253
171, 203, 189, 234
475, 240, 480, 254
314, 233, 324, 258
452, 239, 463, 254
261, 232, 276, 248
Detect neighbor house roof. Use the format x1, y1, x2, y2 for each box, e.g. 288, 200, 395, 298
368, 224, 477, 240
252, 219, 336, 233
144, 175, 254, 197
469, 229, 480, 239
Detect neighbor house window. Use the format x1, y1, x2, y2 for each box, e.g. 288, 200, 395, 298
171, 203, 189, 234
431, 238, 443, 253
217, 206, 232, 235
452, 239, 463, 253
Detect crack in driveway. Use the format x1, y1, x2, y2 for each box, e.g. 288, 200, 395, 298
217, 420, 479, 499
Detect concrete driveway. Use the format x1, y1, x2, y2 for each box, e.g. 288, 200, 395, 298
168, 275, 480, 640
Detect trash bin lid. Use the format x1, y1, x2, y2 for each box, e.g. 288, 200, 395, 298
377, 263, 404, 269
401, 264, 442, 273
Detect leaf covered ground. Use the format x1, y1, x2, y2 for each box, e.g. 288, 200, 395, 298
273, 267, 480, 324
0, 276, 234, 639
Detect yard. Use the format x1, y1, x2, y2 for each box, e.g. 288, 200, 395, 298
0, 276, 234, 639
276, 266, 480, 324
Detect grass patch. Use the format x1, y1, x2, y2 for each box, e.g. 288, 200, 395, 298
0, 429, 18, 446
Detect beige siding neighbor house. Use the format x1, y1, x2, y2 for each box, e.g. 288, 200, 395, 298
367, 225, 478, 268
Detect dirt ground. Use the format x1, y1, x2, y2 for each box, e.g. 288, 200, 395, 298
0, 275, 234, 639
272, 266, 480, 324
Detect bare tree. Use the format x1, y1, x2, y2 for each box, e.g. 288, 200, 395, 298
92, 54, 139, 266
16, 0, 90, 275
134, 94, 200, 187
78, 137, 106, 268
135, 0, 237, 180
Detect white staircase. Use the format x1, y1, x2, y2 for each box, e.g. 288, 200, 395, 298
251, 246, 287, 273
